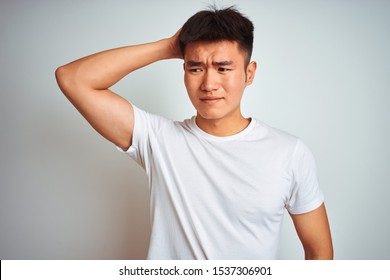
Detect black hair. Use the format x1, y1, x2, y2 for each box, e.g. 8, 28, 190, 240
179, 6, 254, 65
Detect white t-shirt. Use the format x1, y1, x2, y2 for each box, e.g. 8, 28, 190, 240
118, 106, 324, 259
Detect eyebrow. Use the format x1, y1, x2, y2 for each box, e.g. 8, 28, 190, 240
186, 61, 202, 67
186, 60, 234, 67
213, 61, 234, 66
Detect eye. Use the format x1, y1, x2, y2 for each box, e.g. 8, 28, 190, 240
189, 68, 202, 73
218, 67, 231, 72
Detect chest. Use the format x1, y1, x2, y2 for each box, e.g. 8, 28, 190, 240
149, 130, 293, 220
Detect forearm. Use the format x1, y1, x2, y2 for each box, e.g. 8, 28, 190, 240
305, 250, 334, 260
56, 38, 176, 92
291, 203, 334, 260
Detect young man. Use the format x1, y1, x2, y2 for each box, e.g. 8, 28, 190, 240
55, 7, 333, 260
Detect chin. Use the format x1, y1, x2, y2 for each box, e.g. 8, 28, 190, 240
196, 110, 226, 121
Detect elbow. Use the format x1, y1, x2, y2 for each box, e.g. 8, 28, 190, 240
55, 64, 84, 98
55, 65, 72, 95
55, 64, 91, 97
55, 65, 66, 80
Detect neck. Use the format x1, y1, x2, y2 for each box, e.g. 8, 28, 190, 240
195, 113, 250, 137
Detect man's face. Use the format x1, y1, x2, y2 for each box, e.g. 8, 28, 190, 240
183, 40, 256, 123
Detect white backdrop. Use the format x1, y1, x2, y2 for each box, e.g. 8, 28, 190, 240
1, 0, 389, 259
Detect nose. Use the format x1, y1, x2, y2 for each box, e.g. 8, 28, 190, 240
200, 70, 219, 92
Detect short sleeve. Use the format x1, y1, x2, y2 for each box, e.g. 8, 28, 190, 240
286, 139, 324, 214
115, 105, 169, 174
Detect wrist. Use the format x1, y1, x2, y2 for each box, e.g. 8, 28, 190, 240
155, 38, 181, 60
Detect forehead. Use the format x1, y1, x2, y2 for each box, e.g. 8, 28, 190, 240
184, 40, 245, 63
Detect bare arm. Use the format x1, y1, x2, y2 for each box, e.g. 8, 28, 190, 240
55, 31, 182, 150
290, 203, 334, 260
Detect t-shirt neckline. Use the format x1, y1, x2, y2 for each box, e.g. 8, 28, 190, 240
190, 116, 256, 142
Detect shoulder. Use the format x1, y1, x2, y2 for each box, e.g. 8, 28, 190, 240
132, 105, 198, 142
250, 120, 318, 169
252, 119, 299, 150
132, 105, 173, 131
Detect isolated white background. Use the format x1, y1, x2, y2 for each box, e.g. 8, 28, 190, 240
1, 0, 389, 259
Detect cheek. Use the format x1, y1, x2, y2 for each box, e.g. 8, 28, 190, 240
223, 74, 247, 94
184, 75, 200, 95
184, 74, 194, 90
184, 77, 198, 102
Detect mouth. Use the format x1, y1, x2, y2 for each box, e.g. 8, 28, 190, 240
199, 97, 224, 104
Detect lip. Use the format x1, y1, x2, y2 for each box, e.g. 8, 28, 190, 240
199, 97, 224, 104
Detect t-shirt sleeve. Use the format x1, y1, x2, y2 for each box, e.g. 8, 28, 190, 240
286, 139, 324, 215
115, 105, 168, 175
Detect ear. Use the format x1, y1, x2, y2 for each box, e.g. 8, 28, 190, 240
245, 61, 257, 85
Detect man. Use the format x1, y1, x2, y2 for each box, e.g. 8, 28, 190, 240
55, 7, 333, 260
